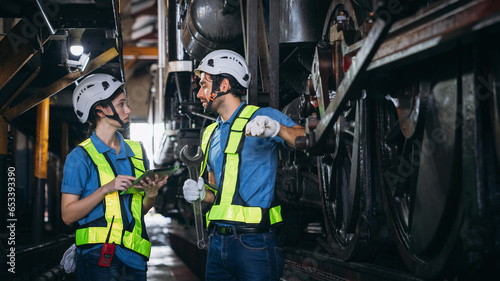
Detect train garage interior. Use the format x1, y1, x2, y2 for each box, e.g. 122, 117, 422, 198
1, 0, 499, 280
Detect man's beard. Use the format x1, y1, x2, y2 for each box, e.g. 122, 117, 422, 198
205, 94, 223, 113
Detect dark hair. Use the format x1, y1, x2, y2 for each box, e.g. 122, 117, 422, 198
85, 87, 124, 137
213, 74, 246, 97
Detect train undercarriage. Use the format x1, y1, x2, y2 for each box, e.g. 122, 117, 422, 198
154, 0, 500, 280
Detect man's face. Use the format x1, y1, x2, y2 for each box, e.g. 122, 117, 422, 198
197, 72, 222, 112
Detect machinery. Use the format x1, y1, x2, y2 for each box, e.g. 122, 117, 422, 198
154, 0, 500, 280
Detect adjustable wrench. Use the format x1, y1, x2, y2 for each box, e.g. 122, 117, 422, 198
179, 145, 206, 249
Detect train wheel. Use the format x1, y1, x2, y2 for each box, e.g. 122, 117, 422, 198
319, 98, 382, 261
316, 0, 381, 261
489, 49, 500, 176
374, 63, 465, 278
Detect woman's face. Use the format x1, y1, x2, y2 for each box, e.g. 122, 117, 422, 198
111, 92, 131, 123
98, 92, 131, 126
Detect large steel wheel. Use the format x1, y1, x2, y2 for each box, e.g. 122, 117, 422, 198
316, 0, 380, 261
488, 47, 500, 177
319, 98, 382, 261
374, 67, 465, 278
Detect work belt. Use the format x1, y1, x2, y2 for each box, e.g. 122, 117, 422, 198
212, 224, 270, 235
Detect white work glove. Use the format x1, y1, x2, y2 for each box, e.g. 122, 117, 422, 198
245, 115, 281, 138
183, 177, 206, 203
60, 243, 77, 273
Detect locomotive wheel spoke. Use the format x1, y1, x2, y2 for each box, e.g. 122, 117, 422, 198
375, 68, 467, 278
316, 0, 380, 262
320, 98, 381, 261
320, 102, 360, 253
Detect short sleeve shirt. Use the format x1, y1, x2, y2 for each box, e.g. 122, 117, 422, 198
207, 102, 297, 208
61, 131, 149, 270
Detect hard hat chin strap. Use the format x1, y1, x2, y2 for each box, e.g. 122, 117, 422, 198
101, 102, 130, 129
204, 75, 236, 113
204, 90, 234, 113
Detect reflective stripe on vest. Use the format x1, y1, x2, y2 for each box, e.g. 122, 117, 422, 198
200, 123, 219, 197
75, 138, 151, 259
200, 105, 283, 227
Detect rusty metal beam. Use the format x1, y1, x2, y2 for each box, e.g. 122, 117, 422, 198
312, 16, 394, 146
35, 98, 50, 180
0, 66, 40, 115
32, 97, 50, 243
305, 0, 500, 151
122, 46, 159, 58
124, 57, 139, 70
122, 45, 158, 69
368, 0, 500, 70
0, 17, 51, 93
4, 48, 119, 121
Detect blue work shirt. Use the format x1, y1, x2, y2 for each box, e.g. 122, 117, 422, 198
61, 131, 148, 270
207, 102, 297, 208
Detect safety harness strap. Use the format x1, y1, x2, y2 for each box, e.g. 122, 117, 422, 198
200, 122, 217, 177
124, 140, 150, 255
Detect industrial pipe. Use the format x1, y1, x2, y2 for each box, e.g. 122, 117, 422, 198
32, 98, 50, 244
157, 0, 166, 123
34, 0, 56, 35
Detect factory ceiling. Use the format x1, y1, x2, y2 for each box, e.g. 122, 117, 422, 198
0, 0, 157, 152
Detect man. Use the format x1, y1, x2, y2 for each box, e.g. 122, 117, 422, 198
182, 49, 305, 281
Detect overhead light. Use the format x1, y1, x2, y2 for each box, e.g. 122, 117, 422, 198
69, 29, 85, 56
70, 44, 83, 56
67, 52, 90, 72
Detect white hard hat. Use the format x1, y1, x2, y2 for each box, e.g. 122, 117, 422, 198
72, 73, 124, 123
194, 49, 251, 88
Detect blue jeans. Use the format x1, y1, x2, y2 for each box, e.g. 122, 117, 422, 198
205, 227, 284, 281
76, 248, 146, 281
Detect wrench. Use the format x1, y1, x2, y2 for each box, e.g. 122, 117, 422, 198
179, 145, 206, 249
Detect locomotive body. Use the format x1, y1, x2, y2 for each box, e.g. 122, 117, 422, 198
155, 0, 500, 279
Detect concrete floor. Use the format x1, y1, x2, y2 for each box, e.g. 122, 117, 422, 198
145, 213, 200, 281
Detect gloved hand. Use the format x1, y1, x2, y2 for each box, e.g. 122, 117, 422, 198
60, 243, 77, 273
245, 115, 281, 138
183, 177, 206, 203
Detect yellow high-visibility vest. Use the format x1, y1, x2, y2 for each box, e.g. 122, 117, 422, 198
200, 105, 282, 228
75, 138, 151, 259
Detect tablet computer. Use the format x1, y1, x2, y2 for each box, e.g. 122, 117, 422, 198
120, 166, 179, 195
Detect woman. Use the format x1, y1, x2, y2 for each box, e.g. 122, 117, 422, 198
61, 73, 167, 280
